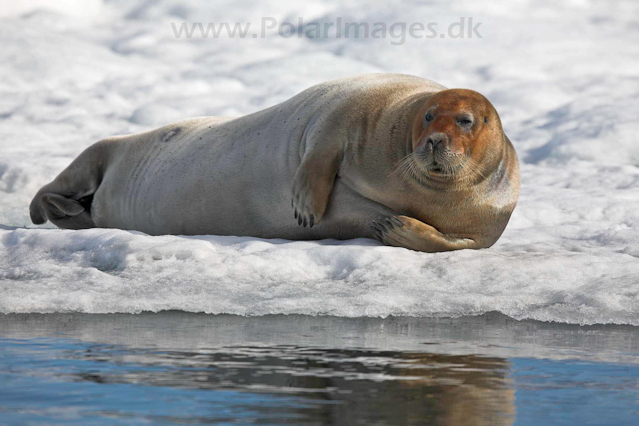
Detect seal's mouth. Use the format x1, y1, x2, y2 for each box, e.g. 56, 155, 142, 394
424, 161, 464, 180
422, 150, 463, 177
392, 152, 466, 185
413, 143, 460, 175
429, 163, 445, 174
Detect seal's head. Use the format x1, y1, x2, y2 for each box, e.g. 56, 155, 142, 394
405, 89, 505, 185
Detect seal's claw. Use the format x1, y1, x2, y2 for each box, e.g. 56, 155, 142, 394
372, 216, 409, 244
390, 216, 404, 228
370, 222, 386, 241
309, 215, 315, 228
303, 217, 308, 227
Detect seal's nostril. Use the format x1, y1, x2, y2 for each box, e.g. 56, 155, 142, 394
433, 133, 450, 149
428, 135, 444, 148
426, 139, 434, 151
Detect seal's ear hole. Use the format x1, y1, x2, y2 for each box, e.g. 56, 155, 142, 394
484, 117, 488, 123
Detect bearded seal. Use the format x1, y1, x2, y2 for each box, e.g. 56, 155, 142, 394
29, 73, 520, 252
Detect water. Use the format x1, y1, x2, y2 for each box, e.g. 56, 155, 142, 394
0, 313, 637, 425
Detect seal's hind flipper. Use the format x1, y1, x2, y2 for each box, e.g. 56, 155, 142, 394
30, 190, 97, 230
37, 193, 96, 229
41, 193, 85, 217
29, 138, 116, 230
30, 181, 99, 230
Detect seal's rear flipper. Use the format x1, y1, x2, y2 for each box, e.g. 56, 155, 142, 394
32, 193, 96, 229
29, 138, 115, 230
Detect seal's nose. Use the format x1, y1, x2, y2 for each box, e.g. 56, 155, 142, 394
425, 133, 448, 151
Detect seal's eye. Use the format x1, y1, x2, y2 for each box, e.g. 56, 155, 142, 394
456, 116, 473, 128
424, 112, 433, 123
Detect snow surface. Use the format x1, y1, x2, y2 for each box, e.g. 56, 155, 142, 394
1, 0, 638, 324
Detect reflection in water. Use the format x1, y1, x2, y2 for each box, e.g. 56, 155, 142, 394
80, 345, 516, 425
2, 313, 636, 424
2, 340, 514, 425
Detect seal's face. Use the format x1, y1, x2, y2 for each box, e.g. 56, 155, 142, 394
404, 89, 504, 185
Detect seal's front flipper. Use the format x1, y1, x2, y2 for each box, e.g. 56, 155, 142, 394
371, 215, 478, 253
290, 111, 345, 228
38, 193, 95, 229
291, 154, 340, 227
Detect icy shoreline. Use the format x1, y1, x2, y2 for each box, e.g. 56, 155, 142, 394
2, 227, 637, 325
2, 311, 638, 364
